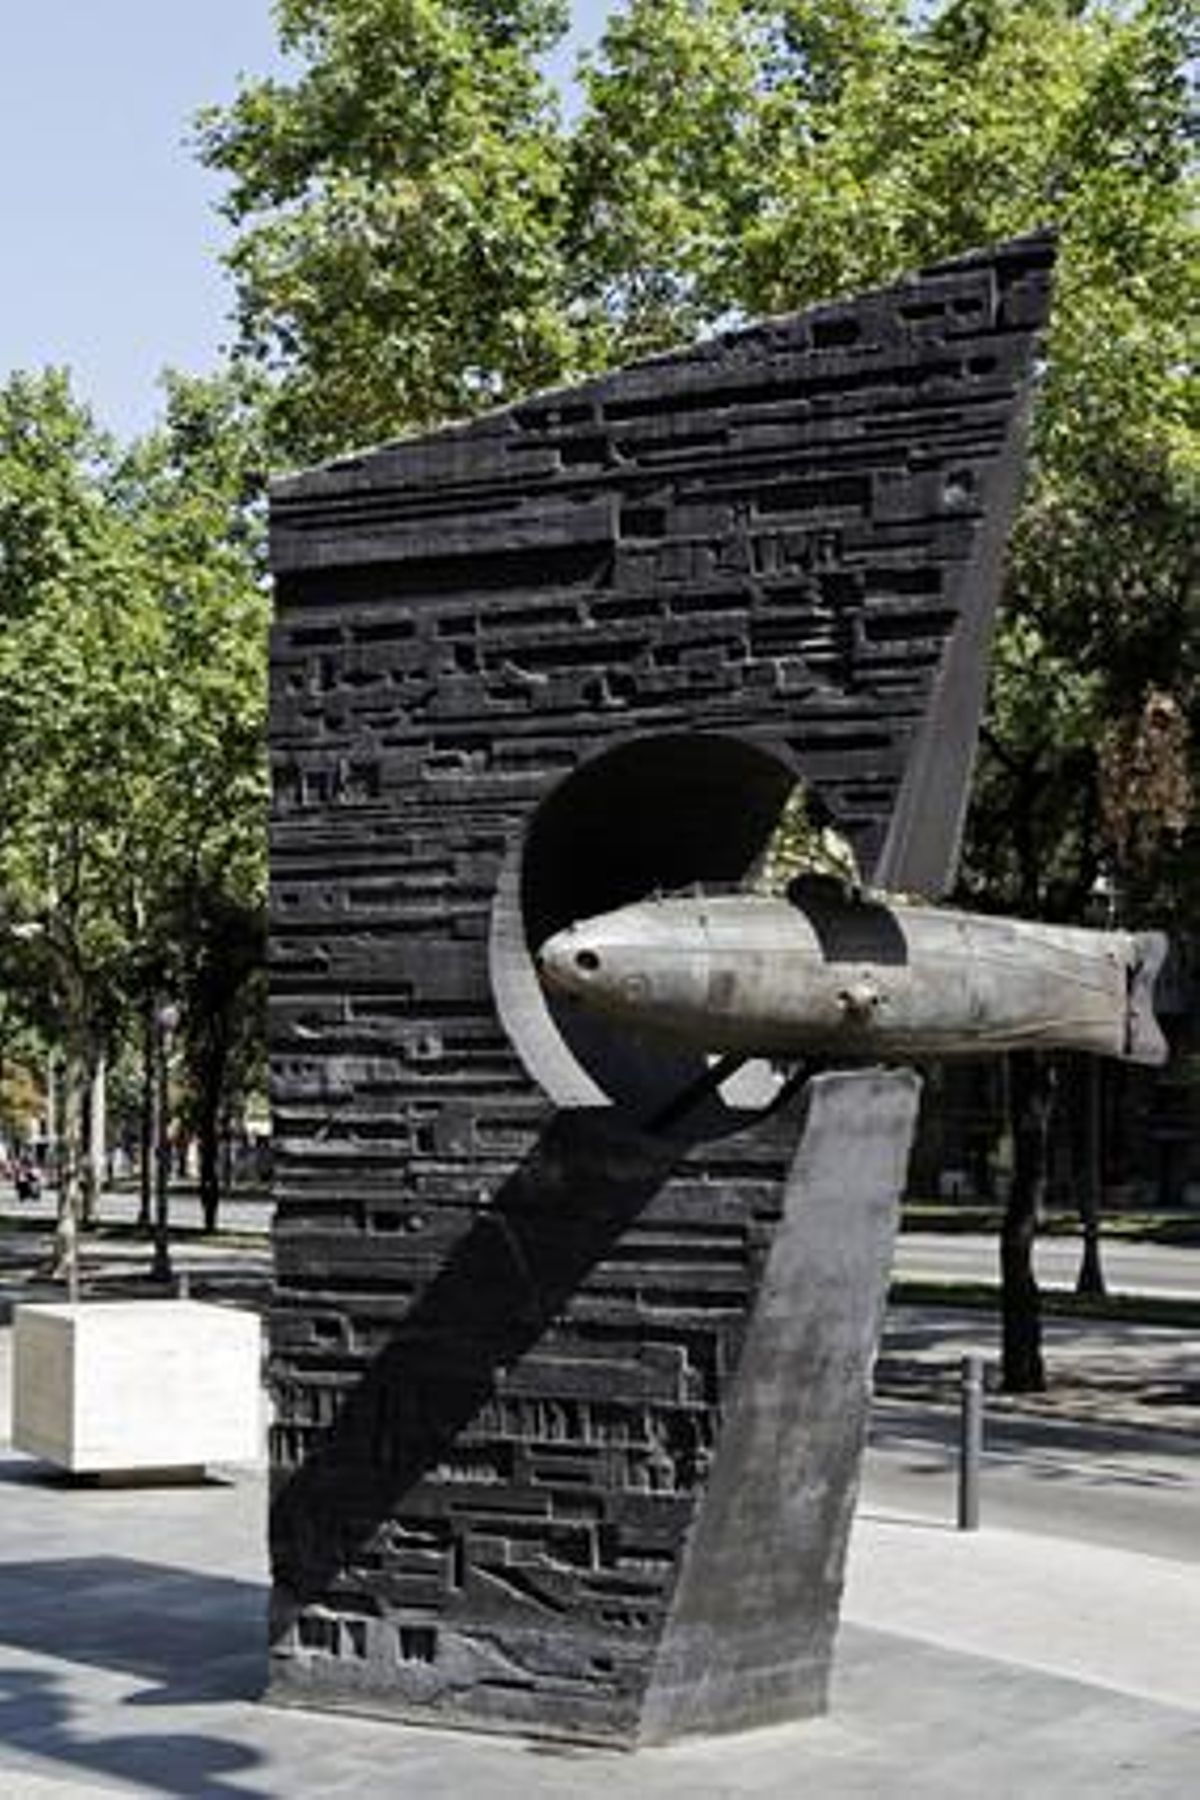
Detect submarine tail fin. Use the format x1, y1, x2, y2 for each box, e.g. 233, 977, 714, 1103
1126, 932, 1169, 1066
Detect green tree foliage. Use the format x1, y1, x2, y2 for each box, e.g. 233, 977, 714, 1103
197, 0, 579, 456
199, 1, 1195, 1383
114, 373, 272, 1230
0, 370, 269, 1256
201, 0, 1197, 922
112, 370, 270, 926
571, 0, 1196, 924
200, 4, 1195, 888
0, 374, 145, 1262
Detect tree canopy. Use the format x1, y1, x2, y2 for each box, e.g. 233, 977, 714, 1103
198, 0, 579, 454
0, 369, 269, 1245
200, 0, 1196, 901
0, 369, 268, 1005
0, 1, 1193, 1270
195, 0, 1196, 1382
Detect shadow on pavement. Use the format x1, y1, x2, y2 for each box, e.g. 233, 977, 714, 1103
0, 1662, 264, 1798
0, 1461, 237, 1491
0, 1555, 267, 1706
854, 1508, 958, 1535
0, 1554, 270, 1795
870, 1402, 1200, 1484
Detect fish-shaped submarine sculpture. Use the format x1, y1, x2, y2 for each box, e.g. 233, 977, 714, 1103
538, 877, 1168, 1068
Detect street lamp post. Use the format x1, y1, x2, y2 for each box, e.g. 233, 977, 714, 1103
150, 1001, 179, 1285
1078, 872, 1117, 1298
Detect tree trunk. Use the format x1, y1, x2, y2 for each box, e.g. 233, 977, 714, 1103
221, 1101, 236, 1199
150, 1005, 175, 1284
195, 1021, 230, 1233
1000, 1050, 1053, 1392
1076, 1056, 1106, 1296
50, 1046, 87, 1288
44, 1052, 58, 1189
138, 997, 155, 1229
80, 1080, 95, 1227
198, 1090, 222, 1233
80, 1055, 107, 1226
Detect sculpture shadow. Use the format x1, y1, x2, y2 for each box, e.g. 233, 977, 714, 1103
0, 1555, 266, 1704
0, 1462, 235, 1492
786, 875, 909, 966
271, 1109, 684, 1615
0, 1556, 266, 1797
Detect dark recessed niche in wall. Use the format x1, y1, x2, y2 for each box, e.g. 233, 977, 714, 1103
490, 732, 808, 1130
523, 732, 798, 943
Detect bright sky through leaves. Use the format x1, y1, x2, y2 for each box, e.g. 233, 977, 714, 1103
0, 1, 612, 443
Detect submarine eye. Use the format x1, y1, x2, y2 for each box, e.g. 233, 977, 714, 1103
575, 949, 601, 974
838, 979, 884, 1021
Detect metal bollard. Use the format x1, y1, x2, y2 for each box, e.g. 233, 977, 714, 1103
958, 1352, 984, 1531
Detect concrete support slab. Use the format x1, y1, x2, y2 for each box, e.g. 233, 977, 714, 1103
640, 1069, 921, 1741
12, 1300, 262, 1475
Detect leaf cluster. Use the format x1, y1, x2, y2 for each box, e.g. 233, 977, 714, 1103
198, 0, 579, 454
196, 0, 1196, 930
0, 370, 269, 1078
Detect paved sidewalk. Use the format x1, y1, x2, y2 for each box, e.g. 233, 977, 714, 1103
878, 1304, 1200, 1436
845, 1512, 1200, 1713
0, 1323, 1198, 1796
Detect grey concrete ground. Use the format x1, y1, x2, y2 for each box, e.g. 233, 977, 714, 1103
896, 1231, 1200, 1301
9, 1189, 1200, 1305
878, 1304, 1200, 1435
865, 1397, 1200, 1564
0, 1185, 271, 1239
0, 1311, 1198, 1798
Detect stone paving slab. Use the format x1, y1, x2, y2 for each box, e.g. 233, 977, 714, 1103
844, 1514, 1200, 1712
0, 1442, 1197, 1799
0, 1593, 1197, 1798
1, 1300, 1198, 1797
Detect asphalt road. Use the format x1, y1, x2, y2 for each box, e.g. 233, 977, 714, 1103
863, 1400, 1200, 1565
6, 1186, 1199, 1294
867, 1300, 1200, 1563
5, 1189, 1200, 1314
0, 1181, 270, 1236
896, 1230, 1200, 1300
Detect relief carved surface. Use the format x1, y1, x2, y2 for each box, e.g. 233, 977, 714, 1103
267, 235, 1054, 1742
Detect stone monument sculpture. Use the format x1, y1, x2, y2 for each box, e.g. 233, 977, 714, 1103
538, 885, 1165, 1065
265, 233, 1146, 1745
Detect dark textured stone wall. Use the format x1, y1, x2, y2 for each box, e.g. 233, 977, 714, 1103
266, 234, 1053, 1742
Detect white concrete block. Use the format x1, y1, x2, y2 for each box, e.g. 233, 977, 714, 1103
12, 1300, 263, 1474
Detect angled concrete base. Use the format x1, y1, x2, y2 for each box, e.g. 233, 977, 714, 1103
638, 1068, 921, 1743
12, 1300, 263, 1475
268, 1070, 920, 1745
